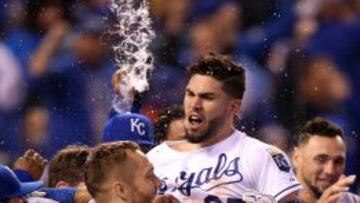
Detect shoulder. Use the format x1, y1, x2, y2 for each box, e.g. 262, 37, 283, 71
241, 135, 292, 173
241, 134, 277, 156
146, 142, 178, 161
146, 142, 168, 158
224, 130, 279, 159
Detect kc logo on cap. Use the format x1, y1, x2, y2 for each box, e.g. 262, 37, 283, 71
102, 112, 155, 146
131, 118, 146, 136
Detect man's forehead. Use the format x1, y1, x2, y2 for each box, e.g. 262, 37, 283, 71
301, 135, 346, 156
186, 74, 223, 93
305, 135, 345, 147
133, 150, 151, 167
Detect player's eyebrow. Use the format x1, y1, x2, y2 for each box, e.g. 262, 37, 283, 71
185, 88, 195, 95
145, 165, 155, 175
198, 92, 215, 99
185, 88, 216, 98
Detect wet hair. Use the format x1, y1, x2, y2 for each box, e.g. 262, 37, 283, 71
187, 53, 245, 99
84, 141, 139, 198
155, 106, 185, 142
48, 145, 90, 187
296, 117, 344, 146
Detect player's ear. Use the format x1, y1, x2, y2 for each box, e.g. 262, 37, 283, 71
113, 180, 129, 201
230, 99, 241, 114
56, 181, 71, 188
292, 147, 300, 169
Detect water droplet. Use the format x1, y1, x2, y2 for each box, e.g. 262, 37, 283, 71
108, 0, 155, 113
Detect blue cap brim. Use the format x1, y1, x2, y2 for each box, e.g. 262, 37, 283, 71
4, 181, 43, 200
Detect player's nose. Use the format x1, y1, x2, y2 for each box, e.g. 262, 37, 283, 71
323, 161, 336, 175
189, 97, 202, 111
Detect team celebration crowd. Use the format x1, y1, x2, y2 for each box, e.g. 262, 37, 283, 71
1, 0, 360, 202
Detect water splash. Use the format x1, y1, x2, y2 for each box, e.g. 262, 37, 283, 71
107, 0, 155, 113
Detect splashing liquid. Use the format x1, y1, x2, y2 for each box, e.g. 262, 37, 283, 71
108, 0, 155, 113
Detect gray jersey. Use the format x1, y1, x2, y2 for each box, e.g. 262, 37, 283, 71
338, 192, 360, 203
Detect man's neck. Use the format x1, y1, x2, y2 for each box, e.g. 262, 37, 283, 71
297, 178, 318, 203
200, 125, 235, 148
96, 195, 125, 203
172, 125, 235, 152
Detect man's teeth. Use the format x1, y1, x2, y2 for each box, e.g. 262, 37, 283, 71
189, 115, 202, 124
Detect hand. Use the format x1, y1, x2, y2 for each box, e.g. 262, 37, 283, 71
317, 175, 356, 203
74, 184, 92, 203
111, 69, 135, 97
111, 68, 128, 94
48, 20, 70, 40
153, 194, 180, 203
112, 69, 127, 94
13, 149, 47, 180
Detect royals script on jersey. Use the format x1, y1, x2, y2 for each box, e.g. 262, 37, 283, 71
147, 130, 301, 202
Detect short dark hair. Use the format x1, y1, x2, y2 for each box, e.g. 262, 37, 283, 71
48, 145, 90, 187
155, 106, 185, 142
84, 141, 139, 198
297, 117, 344, 146
187, 53, 245, 99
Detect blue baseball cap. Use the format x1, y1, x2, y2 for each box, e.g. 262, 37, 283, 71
102, 113, 156, 146
0, 164, 43, 200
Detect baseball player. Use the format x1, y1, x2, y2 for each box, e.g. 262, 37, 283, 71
85, 141, 179, 203
155, 106, 185, 143
147, 54, 301, 202
292, 117, 360, 203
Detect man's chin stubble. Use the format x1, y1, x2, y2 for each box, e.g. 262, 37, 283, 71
185, 129, 213, 144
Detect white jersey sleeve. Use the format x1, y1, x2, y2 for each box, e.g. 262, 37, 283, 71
246, 140, 301, 201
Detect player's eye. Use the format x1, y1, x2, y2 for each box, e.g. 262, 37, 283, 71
334, 157, 345, 165
146, 172, 156, 179
203, 95, 215, 101
148, 175, 158, 183
314, 155, 329, 164
185, 91, 194, 97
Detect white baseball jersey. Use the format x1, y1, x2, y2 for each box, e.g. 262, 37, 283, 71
147, 130, 301, 202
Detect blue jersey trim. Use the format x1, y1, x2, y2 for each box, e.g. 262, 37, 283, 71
274, 183, 301, 199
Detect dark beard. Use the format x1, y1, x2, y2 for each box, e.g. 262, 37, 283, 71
185, 127, 214, 143
304, 178, 323, 199
309, 185, 323, 199
185, 117, 222, 144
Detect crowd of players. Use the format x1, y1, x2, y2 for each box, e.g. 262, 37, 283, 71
1, 0, 360, 202
1, 55, 360, 202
